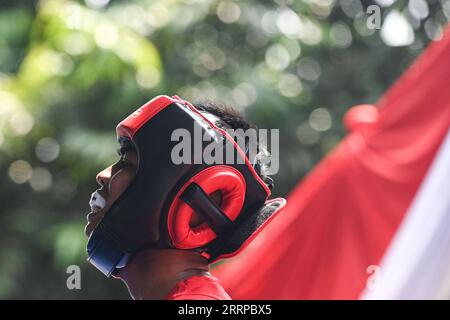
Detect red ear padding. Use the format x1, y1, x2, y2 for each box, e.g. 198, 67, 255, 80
167, 166, 246, 249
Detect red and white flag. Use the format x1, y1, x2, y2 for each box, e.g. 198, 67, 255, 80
213, 26, 450, 300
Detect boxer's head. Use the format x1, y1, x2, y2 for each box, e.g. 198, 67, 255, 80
85, 95, 285, 277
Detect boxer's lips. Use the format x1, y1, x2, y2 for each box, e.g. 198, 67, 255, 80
87, 190, 107, 221
89, 190, 107, 209
89, 204, 103, 213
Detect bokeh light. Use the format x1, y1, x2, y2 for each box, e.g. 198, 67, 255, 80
231, 82, 258, 109
375, 0, 396, 7
85, 0, 110, 10
309, 108, 332, 132
136, 65, 160, 89
381, 10, 415, 46
94, 22, 119, 49
340, 0, 363, 18
8, 111, 34, 136
62, 32, 94, 56
278, 74, 303, 98
216, 1, 241, 24
265, 44, 290, 71
29, 167, 53, 192
330, 22, 353, 48
297, 57, 321, 82
276, 8, 302, 39
8, 160, 33, 184
408, 0, 429, 21
35, 138, 60, 163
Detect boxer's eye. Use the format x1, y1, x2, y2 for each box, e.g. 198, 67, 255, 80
116, 146, 132, 157
110, 150, 132, 174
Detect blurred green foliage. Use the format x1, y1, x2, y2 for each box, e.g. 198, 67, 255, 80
0, 0, 448, 299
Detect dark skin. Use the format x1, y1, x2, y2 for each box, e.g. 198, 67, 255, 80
85, 146, 210, 300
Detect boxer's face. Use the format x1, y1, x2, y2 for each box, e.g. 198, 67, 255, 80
85, 146, 138, 237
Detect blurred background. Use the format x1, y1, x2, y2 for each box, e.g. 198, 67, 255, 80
0, 0, 448, 299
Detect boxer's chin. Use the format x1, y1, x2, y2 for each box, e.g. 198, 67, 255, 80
84, 213, 101, 238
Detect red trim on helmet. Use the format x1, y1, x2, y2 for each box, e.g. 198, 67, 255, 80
116, 95, 176, 139
210, 197, 286, 264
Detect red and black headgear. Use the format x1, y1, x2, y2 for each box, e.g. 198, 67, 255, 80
87, 95, 286, 276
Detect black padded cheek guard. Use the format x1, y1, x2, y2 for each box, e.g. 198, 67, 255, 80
86, 95, 283, 277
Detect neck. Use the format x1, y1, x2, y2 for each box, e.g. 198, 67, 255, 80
117, 249, 209, 300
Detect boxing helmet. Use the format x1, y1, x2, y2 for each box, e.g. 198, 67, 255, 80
87, 95, 286, 277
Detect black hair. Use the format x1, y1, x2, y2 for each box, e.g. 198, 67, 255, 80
194, 101, 274, 190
